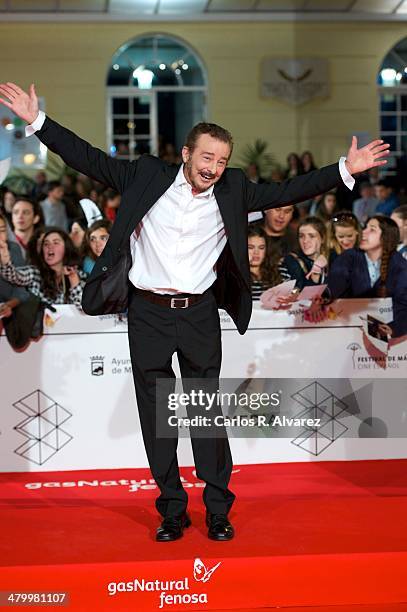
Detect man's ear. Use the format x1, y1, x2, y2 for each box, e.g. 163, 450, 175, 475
181, 146, 190, 164
33, 215, 40, 226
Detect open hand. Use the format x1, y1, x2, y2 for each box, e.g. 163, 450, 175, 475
63, 265, 80, 288
275, 290, 300, 309
0, 82, 39, 124
345, 136, 390, 175
0, 302, 13, 318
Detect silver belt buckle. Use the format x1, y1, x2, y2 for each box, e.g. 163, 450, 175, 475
170, 297, 189, 309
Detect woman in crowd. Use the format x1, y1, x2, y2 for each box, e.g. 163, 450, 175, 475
313, 191, 339, 225
391, 205, 407, 259
0, 227, 86, 308
301, 151, 318, 174
81, 219, 112, 275
327, 211, 361, 265
328, 215, 407, 337
284, 153, 304, 179
248, 225, 291, 300
0, 188, 16, 223
69, 217, 88, 251
284, 217, 328, 290
0, 211, 25, 267
0, 216, 33, 332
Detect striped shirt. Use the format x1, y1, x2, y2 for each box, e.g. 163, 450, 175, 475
0, 262, 86, 308
251, 263, 292, 301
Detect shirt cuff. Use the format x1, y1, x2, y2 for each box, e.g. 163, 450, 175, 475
339, 156, 355, 191
25, 110, 46, 137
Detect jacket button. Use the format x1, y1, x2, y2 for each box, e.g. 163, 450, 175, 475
102, 266, 108, 271
117, 247, 121, 253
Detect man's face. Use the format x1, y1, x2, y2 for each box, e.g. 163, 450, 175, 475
182, 134, 230, 194
265, 206, 294, 235
374, 185, 390, 202
35, 171, 46, 185
12, 200, 37, 232
360, 185, 373, 199
49, 186, 64, 201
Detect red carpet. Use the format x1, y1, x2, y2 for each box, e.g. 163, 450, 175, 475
1, 459, 407, 610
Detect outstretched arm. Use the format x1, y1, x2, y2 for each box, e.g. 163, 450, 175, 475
245, 137, 389, 212
0, 82, 137, 194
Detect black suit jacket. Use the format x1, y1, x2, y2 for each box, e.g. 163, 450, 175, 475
35, 116, 343, 334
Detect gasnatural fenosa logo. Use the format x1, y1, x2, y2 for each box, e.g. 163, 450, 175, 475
107, 557, 222, 607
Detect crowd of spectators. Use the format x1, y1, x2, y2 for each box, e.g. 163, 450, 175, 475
0, 170, 119, 347
1, 147, 407, 348
246, 152, 407, 338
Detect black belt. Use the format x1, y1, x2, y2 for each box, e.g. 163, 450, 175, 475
134, 288, 207, 309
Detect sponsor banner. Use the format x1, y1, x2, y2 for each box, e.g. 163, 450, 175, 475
38, 298, 394, 333
1, 300, 406, 472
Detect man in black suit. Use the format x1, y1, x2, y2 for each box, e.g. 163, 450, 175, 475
0, 81, 389, 542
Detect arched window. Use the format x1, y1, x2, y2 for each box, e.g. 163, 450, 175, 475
378, 37, 407, 176
107, 34, 208, 162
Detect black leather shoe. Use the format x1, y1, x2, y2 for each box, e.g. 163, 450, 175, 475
156, 513, 191, 542
206, 513, 234, 541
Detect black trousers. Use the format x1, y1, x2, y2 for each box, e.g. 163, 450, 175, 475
127, 286, 236, 517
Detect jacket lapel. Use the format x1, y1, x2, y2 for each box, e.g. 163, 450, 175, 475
214, 181, 231, 222
214, 181, 237, 253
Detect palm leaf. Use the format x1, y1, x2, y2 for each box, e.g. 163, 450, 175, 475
237, 139, 274, 178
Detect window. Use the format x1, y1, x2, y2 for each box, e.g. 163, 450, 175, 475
378, 37, 407, 176
107, 34, 208, 162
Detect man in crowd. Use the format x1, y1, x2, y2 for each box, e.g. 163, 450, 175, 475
11, 197, 43, 260
375, 179, 400, 216
41, 180, 68, 231
261, 205, 297, 255
30, 170, 48, 201
352, 182, 378, 224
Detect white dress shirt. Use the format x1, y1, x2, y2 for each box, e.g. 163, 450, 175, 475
129, 165, 227, 294
26, 111, 355, 295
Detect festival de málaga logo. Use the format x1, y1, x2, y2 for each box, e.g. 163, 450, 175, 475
346, 341, 407, 370
107, 557, 221, 607
347, 343, 361, 369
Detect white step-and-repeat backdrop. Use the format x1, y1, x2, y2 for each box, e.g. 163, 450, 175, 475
1, 298, 406, 472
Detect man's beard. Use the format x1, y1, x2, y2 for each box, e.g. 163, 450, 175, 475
184, 160, 215, 193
